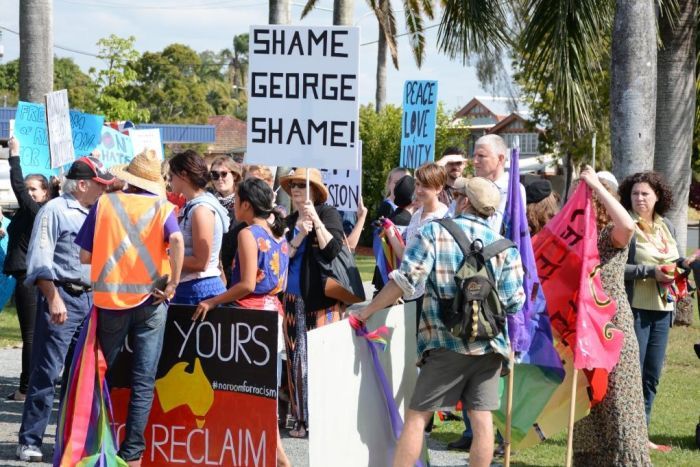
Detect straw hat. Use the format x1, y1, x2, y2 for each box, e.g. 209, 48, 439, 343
109, 149, 166, 197
280, 168, 329, 204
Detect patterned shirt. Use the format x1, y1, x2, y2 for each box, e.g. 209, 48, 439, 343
389, 213, 525, 362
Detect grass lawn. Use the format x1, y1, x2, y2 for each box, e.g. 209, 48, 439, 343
0, 305, 21, 348
356, 254, 376, 282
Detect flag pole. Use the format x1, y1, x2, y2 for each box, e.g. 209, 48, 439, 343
591, 132, 597, 170
306, 169, 310, 202
565, 369, 578, 467
504, 350, 515, 466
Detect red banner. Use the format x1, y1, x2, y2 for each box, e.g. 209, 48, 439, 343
532, 184, 623, 402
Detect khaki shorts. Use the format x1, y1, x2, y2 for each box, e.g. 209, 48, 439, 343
409, 348, 502, 412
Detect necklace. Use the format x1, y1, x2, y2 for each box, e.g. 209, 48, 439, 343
638, 221, 669, 254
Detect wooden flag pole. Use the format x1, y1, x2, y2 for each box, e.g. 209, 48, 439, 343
565, 369, 579, 467
504, 350, 515, 466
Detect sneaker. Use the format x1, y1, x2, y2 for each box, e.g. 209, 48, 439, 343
6, 389, 26, 401
16, 444, 42, 462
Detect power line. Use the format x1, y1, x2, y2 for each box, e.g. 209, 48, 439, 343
56, 0, 267, 10
0, 25, 101, 58
360, 23, 441, 46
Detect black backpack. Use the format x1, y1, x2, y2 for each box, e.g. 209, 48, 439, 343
434, 218, 515, 343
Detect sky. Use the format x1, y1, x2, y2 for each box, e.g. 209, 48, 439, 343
0, 0, 490, 110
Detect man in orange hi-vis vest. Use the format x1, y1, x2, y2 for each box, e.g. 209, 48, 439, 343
76, 150, 184, 467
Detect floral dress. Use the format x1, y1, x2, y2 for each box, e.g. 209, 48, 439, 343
573, 225, 651, 466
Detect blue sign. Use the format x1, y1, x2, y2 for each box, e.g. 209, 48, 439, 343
400, 80, 438, 168
14, 102, 104, 179
95, 126, 135, 169
0, 217, 16, 312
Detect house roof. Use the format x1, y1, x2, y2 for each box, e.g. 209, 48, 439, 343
206, 115, 247, 155
488, 113, 544, 134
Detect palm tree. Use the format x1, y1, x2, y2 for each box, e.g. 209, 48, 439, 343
302, 0, 434, 112
333, 0, 355, 25
19, 0, 53, 102
654, 0, 696, 253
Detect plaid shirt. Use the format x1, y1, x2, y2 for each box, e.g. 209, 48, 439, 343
389, 213, 525, 362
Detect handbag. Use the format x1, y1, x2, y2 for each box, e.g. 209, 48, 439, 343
315, 237, 366, 305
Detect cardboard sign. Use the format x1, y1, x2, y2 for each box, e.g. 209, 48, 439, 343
307, 303, 423, 466
130, 128, 164, 160
320, 167, 361, 211
109, 305, 278, 466
14, 102, 104, 178
400, 80, 438, 168
96, 126, 135, 169
247, 25, 360, 170
45, 90, 74, 168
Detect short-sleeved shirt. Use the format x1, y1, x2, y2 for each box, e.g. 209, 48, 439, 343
230, 224, 289, 296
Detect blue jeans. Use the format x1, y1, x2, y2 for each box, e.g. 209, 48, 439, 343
99, 302, 167, 461
19, 287, 91, 447
633, 308, 672, 426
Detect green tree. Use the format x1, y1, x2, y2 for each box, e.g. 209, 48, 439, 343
93, 34, 149, 122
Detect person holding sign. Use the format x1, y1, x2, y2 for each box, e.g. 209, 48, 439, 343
281, 168, 346, 439
4, 137, 53, 403
169, 151, 230, 304
193, 177, 292, 467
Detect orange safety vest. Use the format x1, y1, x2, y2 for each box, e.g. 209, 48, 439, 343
91, 192, 174, 310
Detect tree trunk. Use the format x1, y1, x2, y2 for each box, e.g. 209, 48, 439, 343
19, 0, 53, 102
654, 0, 696, 254
333, 0, 354, 25
375, 14, 387, 113
610, 0, 657, 181
269, 0, 292, 211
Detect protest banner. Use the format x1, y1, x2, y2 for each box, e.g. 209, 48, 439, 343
247, 25, 360, 170
45, 89, 74, 168
109, 305, 278, 466
400, 80, 438, 168
308, 303, 424, 466
14, 102, 104, 179
320, 146, 361, 211
130, 128, 164, 160
96, 125, 135, 169
0, 217, 16, 311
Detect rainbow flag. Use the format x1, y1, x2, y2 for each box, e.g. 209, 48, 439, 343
54, 307, 126, 467
373, 224, 404, 286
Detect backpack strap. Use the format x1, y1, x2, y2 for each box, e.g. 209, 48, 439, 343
434, 218, 473, 258
481, 238, 516, 262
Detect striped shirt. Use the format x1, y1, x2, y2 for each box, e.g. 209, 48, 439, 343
389, 213, 525, 362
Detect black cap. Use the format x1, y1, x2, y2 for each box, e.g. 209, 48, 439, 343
525, 179, 552, 204
393, 175, 415, 208
65, 157, 115, 185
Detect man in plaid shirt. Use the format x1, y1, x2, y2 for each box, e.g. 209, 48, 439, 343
353, 176, 525, 467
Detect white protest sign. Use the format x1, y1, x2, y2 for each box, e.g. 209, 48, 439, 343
308, 303, 425, 466
247, 25, 360, 170
320, 143, 362, 211
8, 119, 14, 138
129, 128, 164, 160
45, 90, 74, 168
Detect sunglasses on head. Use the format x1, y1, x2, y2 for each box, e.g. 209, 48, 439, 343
210, 170, 230, 181
289, 181, 307, 189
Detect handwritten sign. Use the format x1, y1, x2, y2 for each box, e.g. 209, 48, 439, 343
110, 305, 278, 466
320, 144, 362, 211
45, 90, 74, 168
247, 25, 360, 170
96, 126, 135, 169
130, 128, 164, 160
400, 80, 438, 168
14, 102, 104, 178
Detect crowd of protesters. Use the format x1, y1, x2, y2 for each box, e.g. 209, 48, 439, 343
1, 132, 697, 466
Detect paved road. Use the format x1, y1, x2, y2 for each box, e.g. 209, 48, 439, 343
0, 347, 477, 466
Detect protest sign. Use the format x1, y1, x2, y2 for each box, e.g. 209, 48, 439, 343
14, 102, 104, 179
130, 128, 164, 160
96, 125, 135, 169
320, 146, 361, 211
247, 25, 360, 170
8, 119, 14, 138
400, 80, 438, 168
45, 89, 74, 168
109, 305, 278, 466
308, 303, 423, 466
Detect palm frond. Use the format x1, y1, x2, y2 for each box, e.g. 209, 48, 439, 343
403, 0, 427, 67
300, 0, 322, 19
419, 0, 435, 20
372, 0, 400, 69
436, 0, 510, 64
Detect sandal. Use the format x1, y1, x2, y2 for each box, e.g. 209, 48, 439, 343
289, 422, 307, 438
649, 441, 672, 453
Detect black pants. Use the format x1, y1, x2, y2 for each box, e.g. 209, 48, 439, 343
13, 273, 37, 394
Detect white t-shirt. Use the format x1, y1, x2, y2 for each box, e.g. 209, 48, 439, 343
489, 172, 526, 234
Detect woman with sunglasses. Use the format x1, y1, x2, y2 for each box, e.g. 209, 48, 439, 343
169, 150, 230, 304
209, 156, 243, 287
280, 168, 345, 439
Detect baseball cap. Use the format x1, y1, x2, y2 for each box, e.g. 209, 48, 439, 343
454, 176, 500, 217
65, 157, 115, 185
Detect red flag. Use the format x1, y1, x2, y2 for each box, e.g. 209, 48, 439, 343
532, 184, 623, 404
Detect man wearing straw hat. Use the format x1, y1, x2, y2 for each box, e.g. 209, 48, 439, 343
75, 149, 184, 466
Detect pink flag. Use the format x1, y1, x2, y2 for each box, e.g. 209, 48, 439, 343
532, 184, 623, 402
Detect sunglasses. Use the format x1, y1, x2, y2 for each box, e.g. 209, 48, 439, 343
210, 171, 231, 181
289, 182, 306, 189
